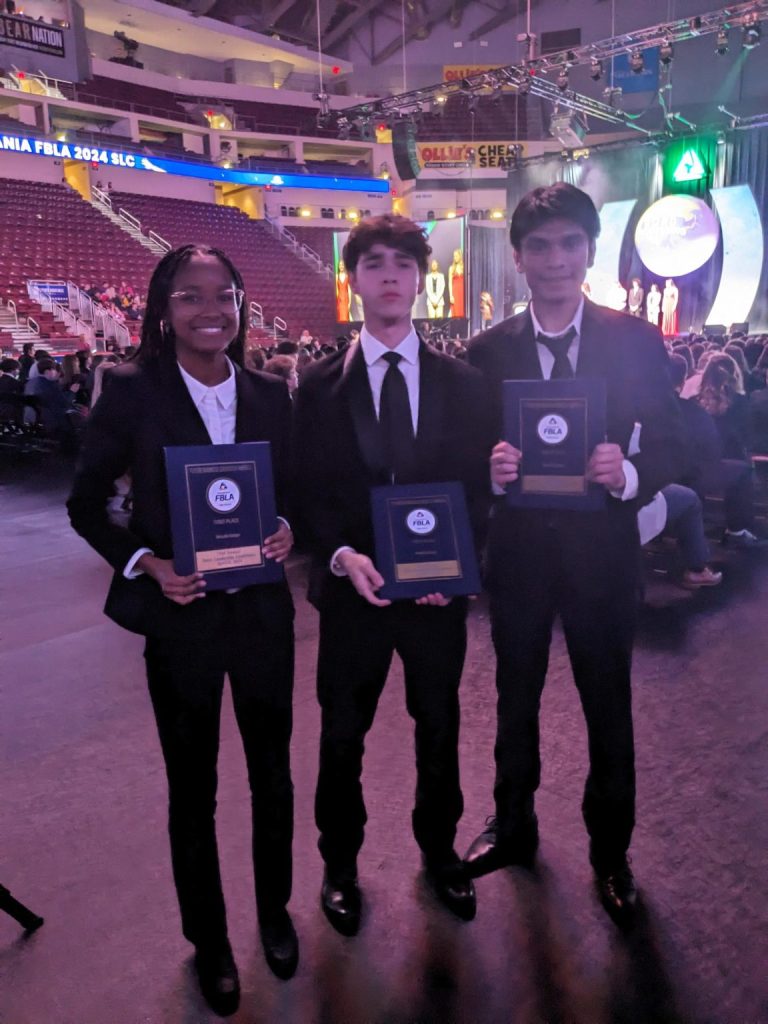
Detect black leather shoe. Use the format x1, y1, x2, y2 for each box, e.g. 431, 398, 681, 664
464, 816, 539, 877
194, 942, 240, 1016
321, 871, 362, 936
260, 908, 299, 979
424, 856, 477, 921
595, 859, 638, 926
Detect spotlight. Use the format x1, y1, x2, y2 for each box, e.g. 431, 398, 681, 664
337, 121, 350, 140
603, 85, 623, 108
629, 49, 645, 74
435, 92, 447, 106
659, 39, 674, 65
556, 68, 569, 91
517, 74, 531, 96
742, 16, 761, 49
716, 27, 729, 54
590, 57, 603, 81
716, 130, 726, 145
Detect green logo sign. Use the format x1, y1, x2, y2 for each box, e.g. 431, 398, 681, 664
673, 149, 706, 183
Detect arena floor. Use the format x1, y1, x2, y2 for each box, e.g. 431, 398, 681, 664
1, 454, 766, 1024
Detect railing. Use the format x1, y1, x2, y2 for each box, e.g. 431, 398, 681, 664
27, 280, 95, 345
93, 307, 130, 351
273, 315, 287, 337
118, 207, 141, 232
249, 301, 264, 329
263, 213, 334, 277
91, 185, 112, 211
27, 316, 40, 335
5, 299, 18, 325
149, 229, 172, 252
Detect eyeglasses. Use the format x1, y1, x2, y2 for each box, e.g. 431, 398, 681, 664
169, 288, 245, 310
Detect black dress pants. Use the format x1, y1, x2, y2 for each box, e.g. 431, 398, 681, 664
144, 585, 294, 947
487, 510, 638, 873
315, 587, 468, 877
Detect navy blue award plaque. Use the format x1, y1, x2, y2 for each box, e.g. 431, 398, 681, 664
164, 442, 283, 590
371, 481, 481, 600
503, 378, 607, 510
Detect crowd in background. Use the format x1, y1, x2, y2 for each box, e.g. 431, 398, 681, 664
81, 281, 147, 324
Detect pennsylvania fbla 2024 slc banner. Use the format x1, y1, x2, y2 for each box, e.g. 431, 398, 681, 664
0, 14, 65, 58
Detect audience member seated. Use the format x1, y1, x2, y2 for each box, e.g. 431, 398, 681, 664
694, 353, 765, 547
23, 358, 83, 448
263, 354, 299, 396
0, 357, 22, 423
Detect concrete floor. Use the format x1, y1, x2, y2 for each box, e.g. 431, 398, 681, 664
1, 453, 766, 1024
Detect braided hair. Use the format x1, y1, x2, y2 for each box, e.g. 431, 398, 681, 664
134, 243, 247, 366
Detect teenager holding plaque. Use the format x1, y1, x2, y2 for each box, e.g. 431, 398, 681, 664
465, 184, 685, 923
292, 215, 492, 933
67, 244, 297, 1014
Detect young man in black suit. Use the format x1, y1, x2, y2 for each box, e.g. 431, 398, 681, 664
293, 215, 492, 933
464, 183, 685, 923
68, 245, 297, 1014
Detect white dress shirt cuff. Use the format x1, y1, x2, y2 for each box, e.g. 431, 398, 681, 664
610, 460, 639, 501
124, 547, 153, 578
492, 480, 506, 496
277, 516, 291, 532
330, 546, 355, 576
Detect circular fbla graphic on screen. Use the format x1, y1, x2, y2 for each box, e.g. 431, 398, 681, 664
206, 478, 241, 514
537, 414, 569, 445
406, 508, 437, 535
635, 195, 719, 278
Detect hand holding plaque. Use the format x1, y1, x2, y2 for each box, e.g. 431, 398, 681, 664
371, 481, 481, 600
164, 441, 284, 590
502, 378, 607, 509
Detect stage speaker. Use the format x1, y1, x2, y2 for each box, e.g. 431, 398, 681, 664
392, 120, 421, 181
703, 323, 727, 337
729, 321, 749, 334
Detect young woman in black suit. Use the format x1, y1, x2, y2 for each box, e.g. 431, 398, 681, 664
68, 244, 298, 1014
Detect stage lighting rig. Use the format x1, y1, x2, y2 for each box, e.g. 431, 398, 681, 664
716, 27, 729, 53
590, 57, 603, 80
742, 13, 761, 47
659, 39, 675, 64
629, 49, 645, 73
556, 68, 569, 91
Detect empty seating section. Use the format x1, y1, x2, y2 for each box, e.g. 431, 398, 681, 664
109, 192, 340, 340
69, 76, 195, 123
0, 177, 157, 348
287, 227, 336, 268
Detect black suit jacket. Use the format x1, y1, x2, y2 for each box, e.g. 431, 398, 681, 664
67, 358, 293, 638
292, 341, 493, 609
468, 300, 686, 585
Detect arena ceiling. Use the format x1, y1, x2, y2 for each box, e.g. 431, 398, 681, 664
156, 0, 547, 53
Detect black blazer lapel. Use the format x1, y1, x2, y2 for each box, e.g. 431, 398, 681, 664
337, 343, 388, 478
153, 360, 213, 446
507, 311, 543, 380
415, 343, 444, 460
234, 364, 270, 441
576, 300, 610, 378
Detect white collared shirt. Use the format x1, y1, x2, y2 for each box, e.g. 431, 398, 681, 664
529, 298, 584, 378
359, 324, 420, 433
331, 323, 421, 575
177, 356, 237, 445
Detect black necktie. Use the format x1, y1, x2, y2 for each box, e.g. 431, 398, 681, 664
379, 351, 415, 481
539, 326, 576, 380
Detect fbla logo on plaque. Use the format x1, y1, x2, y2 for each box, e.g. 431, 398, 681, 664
537, 414, 569, 446
406, 508, 437, 535
206, 478, 241, 513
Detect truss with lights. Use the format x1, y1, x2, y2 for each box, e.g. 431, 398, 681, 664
332, 0, 767, 141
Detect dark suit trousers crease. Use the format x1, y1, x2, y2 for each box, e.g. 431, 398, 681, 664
144, 586, 294, 946
488, 510, 638, 870
315, 588, 468, 876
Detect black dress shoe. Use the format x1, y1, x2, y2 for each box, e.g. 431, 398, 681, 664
424, 856, 477, 921
464, 816, 539, 877
194, 942, 240, 1016
321, 871, 362, 936
594, 859, 638, 926
260, 908, 299, 979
